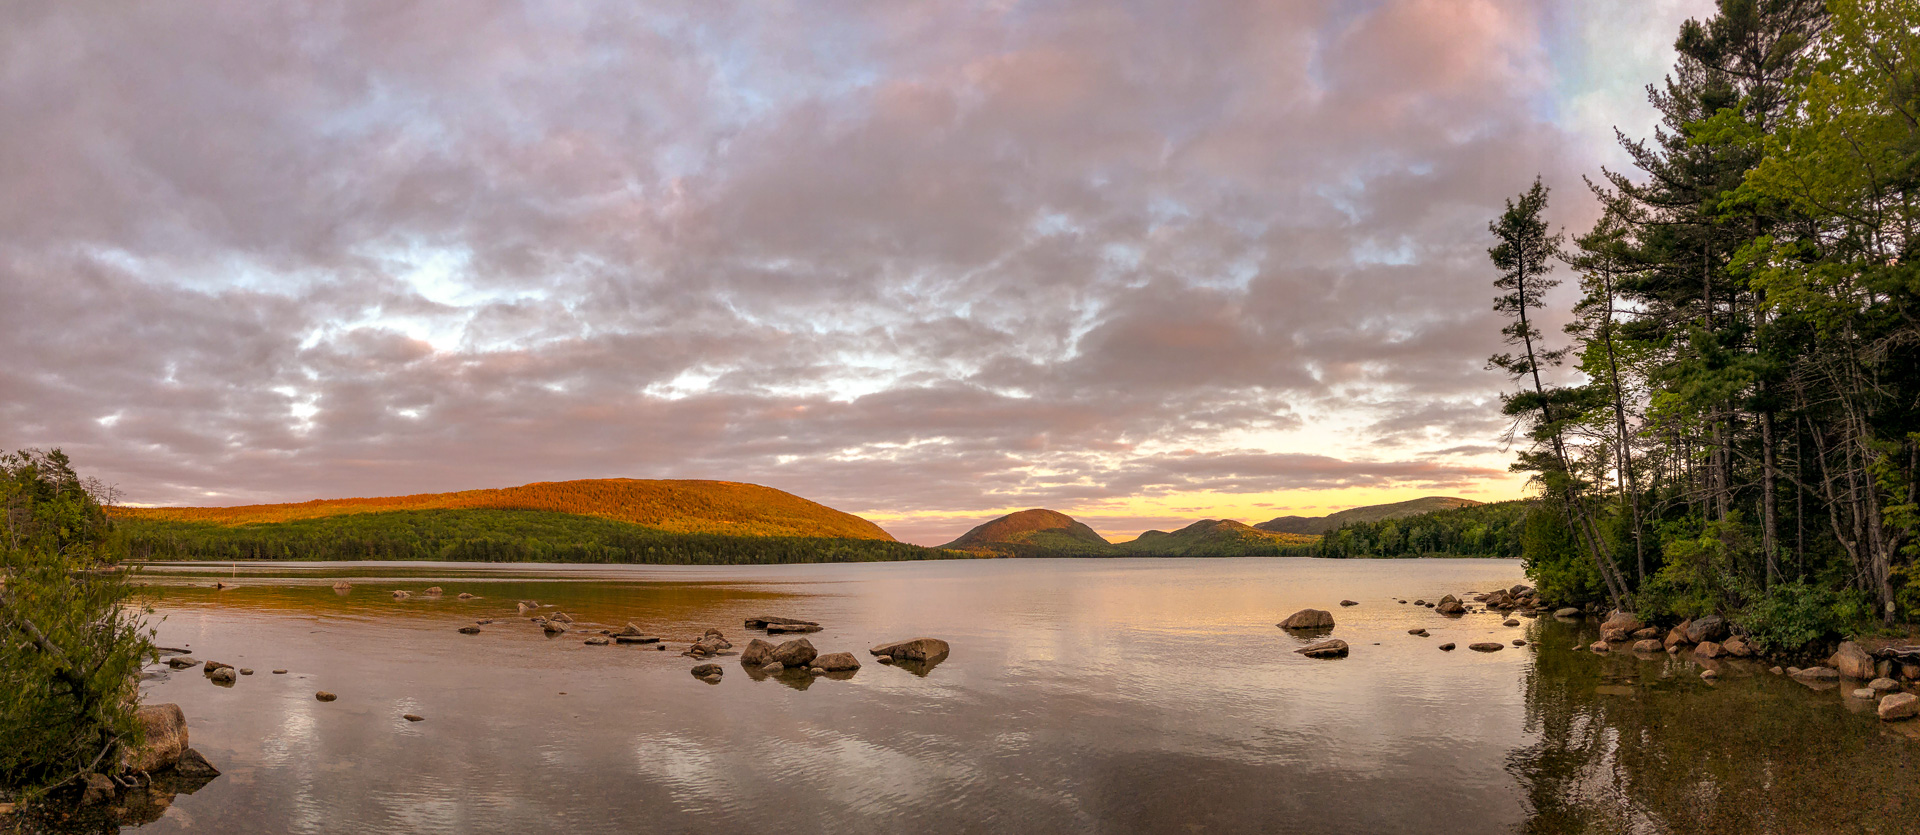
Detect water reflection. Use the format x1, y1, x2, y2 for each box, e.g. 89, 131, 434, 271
80, 559, 1920, 834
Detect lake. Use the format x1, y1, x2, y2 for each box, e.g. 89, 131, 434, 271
107, 558, 1920, 834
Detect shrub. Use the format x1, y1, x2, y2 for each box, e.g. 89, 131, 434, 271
1739, 582, 1873, 656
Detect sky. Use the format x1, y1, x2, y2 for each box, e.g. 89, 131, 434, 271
0, 0, 1714, 545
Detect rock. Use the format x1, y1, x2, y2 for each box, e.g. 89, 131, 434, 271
1850, 688, 1876, 700
174, 748, 219, 778
331, 580, 352, 590
876, 655, 894, 664
1438, 643, 1455, 651
1468, 642, 1504, 652
1879, 692, 1920, 721
758, 662, 785, 674
1340, 600, 1359, 606
1513, 639, 1527, 647
744, 616, 820, 630
615, 635, 660, 645
315, 691, 338, 702
740, 638, 776, 667
1831, 641, 1876, 680
808, 667, 826, 674
1277, 609, 1335, 630
123, 704, 188, 773
202, 660, 231, 673
1510, 584, 1533, 596
1631, 627, 1661, 640
1408, 628, 1428, 636
1903, 662, 1920, 681
392, 590, 411, 600
517, 602, 537, 614
1590, 641, 1611, 653
81, 772, 114, 805
208, 667, 236, 684
1436, 595, 1466, 615
458, 626, 481, 635
457, 593, 475, 600
1413, 600, 1427, 606
1632, 639, 1663, 653
1694, 641, 1726, 660
404, 714, 425, 722
166, 657, 198, 669
687, 636, 728, 657
1685, 615, 1729, 644
1791, 666, 1839, 682
869, 637, 950, 662
1870, 677, 1900, 693
766, 622, 823, 634
239, 668, 253, 675
1553, 607, 1580, 618
815, 652, 862, 672
700, 630, 732, 649
1295, 639, 1349, 659
272, 669, 287, 674
543, 621, 568, 636
771, 638, 819, 668
1722, 635, 1753, 657
1770, 666, 1784, 675
423, 587, 442, 595
1702, 669, 1720, 681
1600, 610, 1642, 643
584, 636, 610, 646
550, 612, 574, 624
691, 663, 723, 678
1503, 619, 1520, 627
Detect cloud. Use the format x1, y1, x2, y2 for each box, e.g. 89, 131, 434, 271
0, 0, 1705, 542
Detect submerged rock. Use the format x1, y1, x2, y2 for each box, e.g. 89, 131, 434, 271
869, 637, 950, 662
423, 587, 443, 596
1791, 666, 1840, 683
404, 714, 425, 722
392, 590, 411, 600
1553, 607, 1581, 618
458, 626, 481, 635
1296, 639, 1349, 659
1468, 642, 1504, 652
1339, 600, 1359, 607
165, 657, 198, 670
766, 622, 822, 634
1277, 609, 1335, 630
745, 616, 820, 630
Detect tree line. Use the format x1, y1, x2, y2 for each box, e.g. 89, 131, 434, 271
1491, 0, 1917, 641
1312, 501, 1529, 559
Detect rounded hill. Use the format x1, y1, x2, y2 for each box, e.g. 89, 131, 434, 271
114, 478, 896, 541
941, 509, 1110, 550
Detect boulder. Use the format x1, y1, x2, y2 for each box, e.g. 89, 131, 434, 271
166, 656, 198, 669
1408, 628, 1429, 636
1722, 635, 1753, 657
744, 616, 820, 630
239, 669, 253, 675
1632, 639, 1663, 653
1631, 627, 1661, 640
315, 691, 338, 702
1553, 608, 1581, 618
1436, 595, 1465, 615
1694, 642, 1725, 660
1295, 639, 1349, 659
202, 660, 231, 673
550, 612, 574, 624
1503, 619, 1520, 627
1413, 600, 1427, 607
457, 626, 481, 635
1590, 641, 1610, 653
517, 602, 537, 614
1791, 666, 1840, 683
174, 748, 220, 778
1468, 642, 1505, 652
771, 638, 819, 668
81, 772, 114, 805
1513, 639, 1527, 647
740, 638, 776, 667
1664, 626, 1690, 650
1685, 615, 1729, 644
1831, 641, 1876, 680
869, 637, 950, 662
392, 590, 411, 600
422, 587, 442, 596
700, 630, 732, 649
122, 704, 188, 773
1600, 610, 1642, 642
583, 636, 610, 646
691, 664, 723, 678
1438, 643, 1456, 651
1850, 688, 1877, 700
542, 621, 568, 636
815, 652, 862, 672
758, 662, 786, 675
875, 655, 894, 664
1277, 609, 1335, 630
1870, 677, 1901, 693
1339, 600, 1359, 606
687, 636, 727, 657
1879, 692, 1920, 721
208, 667, 236, 684
619, 622, 648, 636
1510, 584, 1534, 597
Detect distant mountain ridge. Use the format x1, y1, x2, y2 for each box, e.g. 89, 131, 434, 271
115, 478, 896, 541
1255, 496, 1482, 535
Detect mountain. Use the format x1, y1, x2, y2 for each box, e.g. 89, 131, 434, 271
1119, 519, 1317, 557
115, 478, 895, 541
939, 509, 1112, 556
1255, 497, 1483, 535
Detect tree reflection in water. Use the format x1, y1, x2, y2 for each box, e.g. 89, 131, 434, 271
1510, 620, 1920, 834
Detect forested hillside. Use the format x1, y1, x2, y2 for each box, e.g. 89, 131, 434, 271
115, 508, 943, 565
114, 478, 895, 541
1487, 0, 1919, 643
1313, 500, 1529, 559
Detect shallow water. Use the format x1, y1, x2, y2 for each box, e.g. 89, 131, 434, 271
91, 558, 1920, 833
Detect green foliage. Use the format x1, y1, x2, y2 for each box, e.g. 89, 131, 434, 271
116, 508, 949, 565
1739, 583, 1874, 656
1, 450, 154, 797
1315, 500, 1527, 559
1521, 506, 1603, 604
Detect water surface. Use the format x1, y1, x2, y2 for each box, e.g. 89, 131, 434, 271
113, 558, 1920, 833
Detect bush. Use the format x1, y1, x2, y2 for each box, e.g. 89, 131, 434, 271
1739, 582, 1873, 656
1, 450, 154, 798
1522, 506, 1604, 604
